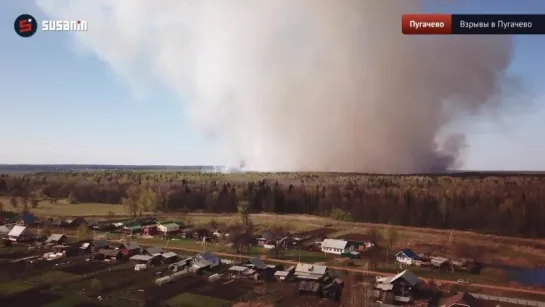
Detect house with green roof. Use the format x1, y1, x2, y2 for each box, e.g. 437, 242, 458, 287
122, 221, 142, 234
157, 221, 180, 233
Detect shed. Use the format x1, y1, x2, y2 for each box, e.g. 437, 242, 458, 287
298, 280, 322, 297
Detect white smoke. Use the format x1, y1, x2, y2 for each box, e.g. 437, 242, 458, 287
36, 0, 518, 173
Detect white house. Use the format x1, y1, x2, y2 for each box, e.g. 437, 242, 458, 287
157, 222, 180, 233
7, 225, 33, 242
395, 249, 420, 265
320, 238, 353, 255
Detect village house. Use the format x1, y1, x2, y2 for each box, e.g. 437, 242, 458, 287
7, 225, 33, 242
157, 221, 180, 234
168, 257, 193, 272
161, 252, 179, 264
52, 244, 79, 256
396, 249, 420, 266
320, 238, 354, 255
64, 217, 87, 228
440, 292, 483, 307
80, 239, 109, 253
294, 263, 328, 281
375, 269, 419, 304
119, 242, 141, 257
196, 252, 220, 268
191, 258, 213, 272
243, 257, 268, 270
45, 234, 67, 245
122, 221, 142, 234
130, 254, 159, 266
142, 224, 158, 236
95, 249, 124, 261
86, 219, 100, 229
430, 256, 450, 270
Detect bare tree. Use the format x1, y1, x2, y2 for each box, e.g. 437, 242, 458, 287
381, 224, 398, 264
10, 196, 17, 208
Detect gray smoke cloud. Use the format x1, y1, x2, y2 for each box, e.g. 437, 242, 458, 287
37, 0, 517, 173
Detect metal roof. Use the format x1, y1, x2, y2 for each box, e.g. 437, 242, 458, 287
245, 257, 267, 270
274, 271, 290, 277
298, 280, 321, 292
396, 249, 418, 259
0, 225, 10, 234
130, 254, 154, 261
92, 240, 109, 248
8, 225, 28, 237
146, 247, 164, 255
229, 265, 249, 272
192, 259, 212, 269
384, 269, 419, 286
321, 239, 348, 250
46, 234, 66, 242
295, 263, 327, 275
122, 242, 141, 250
161, 252, 178, 258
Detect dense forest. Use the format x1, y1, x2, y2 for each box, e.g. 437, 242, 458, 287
0, 171, 544, 238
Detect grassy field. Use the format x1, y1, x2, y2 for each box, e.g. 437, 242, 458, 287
0, 197, 128, 217
166, 293, 230, 307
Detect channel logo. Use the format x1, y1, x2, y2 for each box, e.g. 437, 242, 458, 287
14, 14, 37, 38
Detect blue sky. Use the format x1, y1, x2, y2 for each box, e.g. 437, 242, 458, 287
0, 1, 544, 170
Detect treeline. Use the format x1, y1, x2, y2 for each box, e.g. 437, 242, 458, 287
0, 172, 544, 238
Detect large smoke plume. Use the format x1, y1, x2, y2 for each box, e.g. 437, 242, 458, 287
37, 0, 517, 173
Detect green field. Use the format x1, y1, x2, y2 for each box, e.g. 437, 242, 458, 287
166, 293, 230, 307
